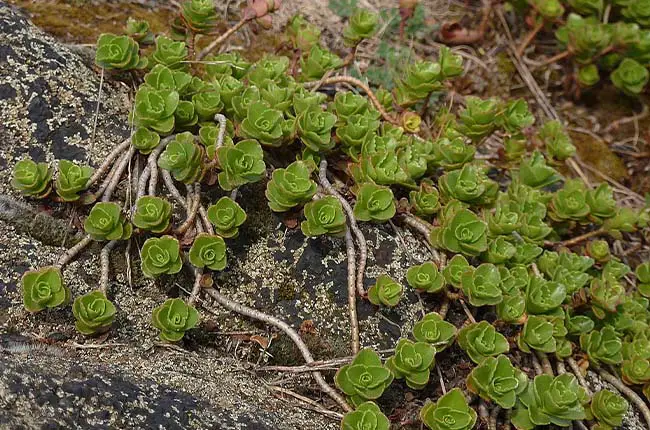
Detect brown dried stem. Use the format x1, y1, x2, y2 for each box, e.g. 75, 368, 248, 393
196, 17, 253, 60
566, 357, 593, 396
99, 240, 118, 294
55, 235, 93, 268
535, 351, 554, 376
345, 227, 360, 354
87, 138, 131, 188
102, 146, 136, 202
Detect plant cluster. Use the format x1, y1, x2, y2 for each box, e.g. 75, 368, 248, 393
11, 1, 650, 429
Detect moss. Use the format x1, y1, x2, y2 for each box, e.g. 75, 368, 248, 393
569, 130, 628, 182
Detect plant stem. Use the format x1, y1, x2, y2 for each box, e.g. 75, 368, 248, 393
203, 287, 353, 412
597, 367, 650, 429
531, 353, 544, 375
304, 76, 398, 125
438, 295, 450, 319
566, 357, 593, 395
536, 351, 554, 376
535, 50, 570, 69
345, 228, 360, 354
87, 138, 132, 188
99, 240, 118, 294
196, 17, 253, 60
174, 185, 201, 235
516, 20, 543, 57
318, 160, 367, 297
188, 268, 203, 306
489, 405, 501, 430
55, 235, 93, 268
102, 146, 136, 202
559, 228, 605, 248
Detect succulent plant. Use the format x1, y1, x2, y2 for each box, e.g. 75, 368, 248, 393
95, 33, 146, 70
467, 354, 528, 409
342, 8, 378, 46
353, 183, 396, 222
157, 132, 203, 183
578, 64, 600, 87
530, 0, 566, 20
433, 209, 488, 257
538, 120, 576, 161
458, 321, 510, 364
412, 312, 456, 352
500, 99, 535, 134
215, 139, 265, 191
340, 401, 390, 430
332, 91, 374, 122
385, 338, 435, 389
636, 262, 650, 297
438, 46, 464, 78
567, 0, 604, 16
611, 58, 650, 96
286, 15, 321, 52
406, 262, 445, 293
336, 113, 380, 158
207, 197, 247, 238
205, 51, 251, 80
511, 374, 588, 429
72, 291, 116, 335
133, 196, 172, 233
439, 164, 498, 206
420, 388, 477, 430
497, 293, 527, 324
140, 235, 183, 278
132, 127, 161, 154
395, 61, 443, 106
296, 105, 337, 152
431, 137, 476, 170
587, 183, 617, 222
517, 315, 558, 353
12, 158, 53, 198
442, 254, 470, 289
301, 196, 346, 237
335, 348, 394, 407
622, 0, 650, 27
151, 35, 188, 70
192, 85, 224, 121
604, 207, 639, 238
84, 202, 133, 241
240, 101, 285, 147
590, 389, 628, 430
188, 233, 227, 270
181, 0, 218, 33
151, 298, 199, 342
265, 160, 317, 212
517, 151, 562, 189
580, 326, 623, 365
590, 277, 626, 318
52, 160, 92, 202
457, 97, 500, 141
549, 179, 591, 222
21, 266, 70, 313
409, 179, 441, 217
525, 276, 566, 315
461, 263, 503, 306
299, 45, 343, 81
367, 274, 403, 307
132, 86, 180, 134
622, 357, 650, 384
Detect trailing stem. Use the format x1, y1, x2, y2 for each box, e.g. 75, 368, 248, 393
99, 240, 118, 294
535, 351, 554, 376
174, 185, 202, 235
516, 20, 543, 57
102, 146, 136, 202
56, 235, 93, 268
86, 138, 131, 188
566, 357, 593, 396
531, 353, 544, 375
318, 159, 367, 296
202, 287, 353, 412
489, 405, 501, 430
188, 267, 203, 306
196, 17, 254, 60
597, 367, 650, 429
345, 227, 360, 354
559, 228, 606, 248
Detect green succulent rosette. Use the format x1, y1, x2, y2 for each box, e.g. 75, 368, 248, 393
131, 86, 179, 134
590, 277, 626, 317
530, 0, 565, 20
301, 196, 346, 237
611, 58, 649, 96
457, 96, 500, 141
622, 357, 650, 385
21, 266, 70, 313
458, 321, 509, 364
409, 179, 441, 217
336, 114, 380, 159
431, 137, 475, 170
140, 235, 183, 278
125, 17, 154, 44
385, 338, 435, 390
587, 239, 610, 262
157, 132, 203, 183
174, 100, 199, 128
517, 315, 558, 353
538, 120, 576, 162
586, 183, 617, 222
518, 151, 562, 189
72, 291, 117, 335
483, 237, 516, 264
504, 134, 527, 160
188, 233, 227, 271
332, 91, 375, 123
461, 263, 503, 306
525, 276, 566, 315
395, 61, 443, 106
143, 64, 191, 93
439, 46, 464, 78
297, 106, 337, 152
567, 0, 604, 16
340, 401, 389, 430
406, 262, 445, 293
246, 56, 290, 90
467, 354, 528, 409
54, 160, 93, 202
549, 179, 591, 222
286, 15, 321, 52
151, 298, 199, 342
420, 388, 477, 430
412, 312, 456, 352
435, 209, 488, 257
578, 64, 600, 87
207, 196, 246, 238
637, 262, 650, 297
590, 389, 628, 430
84, 202, 132, 241
299, 45, 343, 81
580, 326, 623, 365
367, 274, 403, 307
240, 101, 285, 147
500, 99, 535, 134
438, 164, 498, 206
265, 160, 317, 212
342, 8, 378, 47
353, 183, 396, 222
205, 51, 250, 80
259, 81, 295, 115
511, 373, 588, 429
95, 33, 146, 70
486, 200, 521, 236
133, 196, 172, 233
151, 35, 188, 70
293, 87, 328, 116
442, 254, 470, 289
131, 127, 161, 154
622, 0, 650, 28
181, 0, 217, 33
12, 158, 53, 198
603, 207, 638, 238
192, 84, 224, 121
335, 348, 394, 407
497, 292, 527, 324
215, 139, 265, 191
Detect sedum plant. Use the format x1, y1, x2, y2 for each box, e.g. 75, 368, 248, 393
55, 160, 93, 202
181, 0, 217, 33
301, 196, 346, 237
458, 321, 510, 364
157, 132, 203, 183
385, 338, 435, 389
84, 202, 132, 241
133, 196, 172, 233
95, 33, 146, 70
431, 209, 488, 257
188, 233, 227, 271
406, 261, 445, 293
296, 105, 337, 151
335, 348, 393, 407
140, 235, 183, 278
132, 127, 161, 154
342, 8, 379, 47
12, 158, 53, 198
125, 17, 153, 44
457, 97, 500, 141
215, 139, 266, 191
21, 266, 70, 313
611, 58, 650, 96
131, 86, 180, 134
353, 183, 396, 222
442, 254, 470, 288
420, 388, 477, 430
340, 402, 389, 430
466, 354, 528, 409
461, 263, 503, 306
517, 315, 559, 353
409, 179, 441, 217
589, 389, 628, 430
299, 45, 343, 81
72, 291, 116, 335
151, 298, 199, 342
207, 197, 246, 238
637, 262, 650, 297
412, 312, 456, 352
580, 326, 623, 365
265, 160, 317, 212
367, 274, 403, 307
